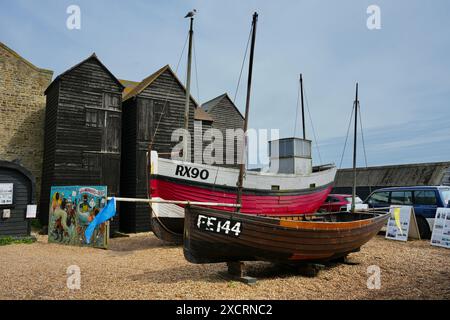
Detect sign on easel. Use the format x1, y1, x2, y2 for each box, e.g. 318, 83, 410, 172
385, 206, 421, 241
430, 208, 450, 249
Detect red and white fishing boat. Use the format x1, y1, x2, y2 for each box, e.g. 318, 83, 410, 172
148, 11, 336, 242
149, 147, 337, 240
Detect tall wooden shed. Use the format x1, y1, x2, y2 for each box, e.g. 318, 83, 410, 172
39, 54, 124, 231
119, 65, 199, 233
201, 93, 244, 167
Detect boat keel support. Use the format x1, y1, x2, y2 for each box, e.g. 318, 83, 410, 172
218, 262, 257, 286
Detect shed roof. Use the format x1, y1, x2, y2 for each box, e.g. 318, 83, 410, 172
201, 93, 244, 120
194, 108, 214, 122
122, 65, 199, 108
44, 53, 124, 95
119, 79, 140, 98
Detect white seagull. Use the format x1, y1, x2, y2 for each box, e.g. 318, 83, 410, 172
185, 9, 197, 18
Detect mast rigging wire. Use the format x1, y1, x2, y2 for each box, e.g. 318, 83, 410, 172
193, 33, 201, 104
358, 103, 372, 194
293, 78, 301, 137
233, 24, 253, 103
303, 87, 323, 165
339, 103, 355, 169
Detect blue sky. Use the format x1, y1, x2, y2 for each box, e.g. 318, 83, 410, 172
1, 0, 450, 168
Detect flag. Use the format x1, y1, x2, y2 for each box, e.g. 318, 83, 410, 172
85, 197, 116, 244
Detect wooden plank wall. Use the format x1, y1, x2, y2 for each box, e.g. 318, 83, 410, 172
207, 95, 244, 168
120, 69, 197, 233
39, 57, 123, 232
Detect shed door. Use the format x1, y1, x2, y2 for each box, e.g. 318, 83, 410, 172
101, 155, 120, 195
103, 112, 121, 153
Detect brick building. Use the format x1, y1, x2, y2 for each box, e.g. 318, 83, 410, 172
0, 42, 53, 200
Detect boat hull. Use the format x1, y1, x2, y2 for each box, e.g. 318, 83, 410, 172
183, 206, 389, 264
149, 152, 337, 243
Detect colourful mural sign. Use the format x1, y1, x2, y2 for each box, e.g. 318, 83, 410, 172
48, 186, 109, 249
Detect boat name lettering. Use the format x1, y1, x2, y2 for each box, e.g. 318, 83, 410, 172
175, 165, 209, 180
197, 214, 241, 237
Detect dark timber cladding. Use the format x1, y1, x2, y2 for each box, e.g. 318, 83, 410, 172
0, 161, 35, 237
120, 65, 198, 233
39, 54, 124, 232
201, 93, 244, 167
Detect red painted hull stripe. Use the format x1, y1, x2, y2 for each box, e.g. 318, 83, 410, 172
151, 179, 333, 215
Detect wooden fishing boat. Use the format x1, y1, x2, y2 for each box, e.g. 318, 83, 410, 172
183, 205, 389, 263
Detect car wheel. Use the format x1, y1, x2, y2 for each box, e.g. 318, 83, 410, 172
416, 216, 431, 239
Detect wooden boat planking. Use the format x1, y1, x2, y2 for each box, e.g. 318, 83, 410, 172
183, 205, 389, 264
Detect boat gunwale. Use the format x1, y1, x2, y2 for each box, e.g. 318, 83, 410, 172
187, 205, 390, 231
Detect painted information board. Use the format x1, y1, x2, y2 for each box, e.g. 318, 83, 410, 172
48, 186, 109, 249
385, 206, 420, 241
430, 208, 450, 249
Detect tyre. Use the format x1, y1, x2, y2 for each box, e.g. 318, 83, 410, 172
416, 216, 431, 239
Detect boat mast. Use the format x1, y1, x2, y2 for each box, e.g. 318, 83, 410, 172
351, 83, 359, 213
236, 12, 258, 211
183, 14, 194, 161
300, 74, 306, 140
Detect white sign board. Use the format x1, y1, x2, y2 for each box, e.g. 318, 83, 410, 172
430, 208, 450, 249
0, 183, 13, 205
2, 209, 11, 219
26, 204, 37, 218
385, 206, 421, 242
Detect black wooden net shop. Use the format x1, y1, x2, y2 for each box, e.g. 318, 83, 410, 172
38, 53, 124, 233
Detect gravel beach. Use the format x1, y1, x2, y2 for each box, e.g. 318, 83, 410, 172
1, 233, 449, 300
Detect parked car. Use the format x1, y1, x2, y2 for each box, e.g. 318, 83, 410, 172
319, 194, 364, 213
365, 186, 450, 239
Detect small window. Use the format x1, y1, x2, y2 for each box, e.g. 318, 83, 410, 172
86, 109, 98, 127
154, 100, 170, 117
82, 153, 100, 171
368, 191, 389, 204
271, 185, 280, 191
414, 190, 437, 205
103, 93, 121, 110
309, 183, 316, 189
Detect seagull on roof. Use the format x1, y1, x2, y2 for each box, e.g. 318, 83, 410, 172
185, 9, 197, 18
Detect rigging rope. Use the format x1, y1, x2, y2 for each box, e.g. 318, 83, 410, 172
233, 24, 253, 103
193, 33, 201, 104
303, 87, 323, 165
146, 33, 190, 238
150, 33, 189, 147
358, 102, 372, 194
293, 78, 301, 137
